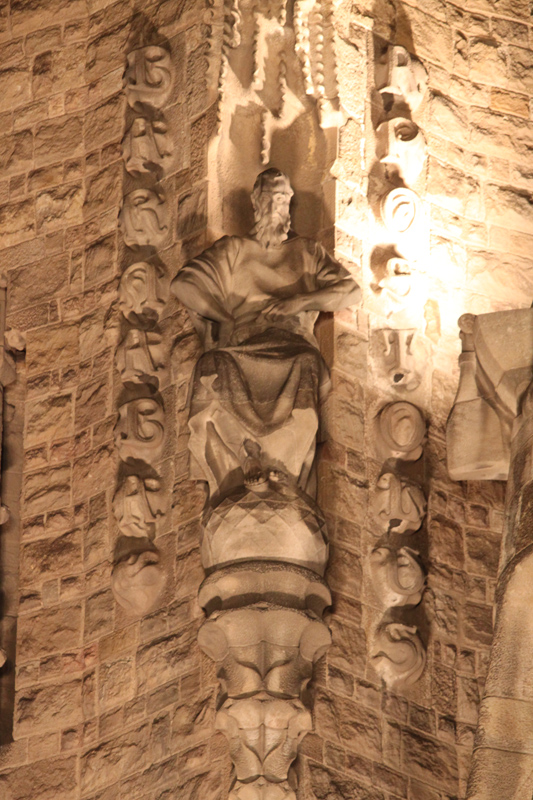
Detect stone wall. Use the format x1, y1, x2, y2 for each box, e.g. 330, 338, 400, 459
0, 1, 531, 799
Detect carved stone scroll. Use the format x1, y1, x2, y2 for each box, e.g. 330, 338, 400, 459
115, 397, 165, 466
172, 169, 360, 798
371, 622, 426, 690
381, 187, 421, 237
376, 401, 426, 461
111, 550, 166, 615
369, 546, 425, 607
376, 45, 428, 113
375, 119, 426, 185
371, 472, 426, 534
113, 475, 164, 539
119, 189, 170, 249
124, 45, 174, 109
378, 328, 428, 391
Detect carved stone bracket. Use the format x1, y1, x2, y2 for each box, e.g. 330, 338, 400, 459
371, 472, 426, 534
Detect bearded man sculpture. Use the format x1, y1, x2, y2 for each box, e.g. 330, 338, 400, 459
172, 168, 360, 499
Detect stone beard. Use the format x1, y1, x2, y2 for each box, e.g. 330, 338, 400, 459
172, 170, 360, 499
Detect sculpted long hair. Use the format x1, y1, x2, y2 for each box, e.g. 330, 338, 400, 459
250, 168, 293, 247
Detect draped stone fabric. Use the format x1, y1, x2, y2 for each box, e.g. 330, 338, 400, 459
175, 233, 353, 495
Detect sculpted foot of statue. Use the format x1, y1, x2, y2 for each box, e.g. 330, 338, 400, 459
243, 439, 268, 486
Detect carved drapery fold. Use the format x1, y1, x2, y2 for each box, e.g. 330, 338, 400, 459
447, 308, 533, 799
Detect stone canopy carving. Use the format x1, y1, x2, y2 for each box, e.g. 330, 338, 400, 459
173, 169, 360, 798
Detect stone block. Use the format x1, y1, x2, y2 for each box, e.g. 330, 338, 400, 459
98, 656, 135, 711
85, 94, 125, 149
17, 604, 82, 661
35, 182, 84, 232
0, 755, 77, 800
137, 626, 199, 693
34, 115, 83, 166
80, 725, 150, 794
84, 163, 122, 220
21, 529, 83, 585
25, 393, 73, 447
72, 444, 115, 503
0, 66, 31, 110
401, 729, 458, 793
0, 197, 35, 247
462, 602, 493, 645
23, 463, 71, 515
15, 679, 83, 735
465, 529, 501, 577
85, 589, 114, 640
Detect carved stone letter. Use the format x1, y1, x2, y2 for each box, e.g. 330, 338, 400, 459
119, 189, 170, 249
115, 397, 165, 466
124, 45, 174, 109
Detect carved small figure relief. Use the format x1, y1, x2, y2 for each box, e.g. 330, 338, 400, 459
378, 328, 427, 391
118, 262, 168, 325
115, 396, 165, 465
377, 401, 426, 461
113, 475, 164, 539
369, 546, 425, 607
375, 118, 426, 185
371, 622, 426, 690
124, 45, 174, 109
376, 45, 428, 113
111, 550, 166, 615
123, 117, 172, 177
371, 472, 426, 534
119, 189, 170, 249
116, 328, 165, 388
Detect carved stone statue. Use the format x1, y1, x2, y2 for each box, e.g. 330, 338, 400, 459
172, 168, 360, 498
174, 170, 360, 800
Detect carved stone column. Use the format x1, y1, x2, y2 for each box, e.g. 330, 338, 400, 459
447, 308, 533, 799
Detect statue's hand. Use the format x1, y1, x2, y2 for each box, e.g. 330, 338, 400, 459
263, 296, 304, 319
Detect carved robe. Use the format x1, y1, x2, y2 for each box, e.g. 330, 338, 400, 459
174, 234, 350, 496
